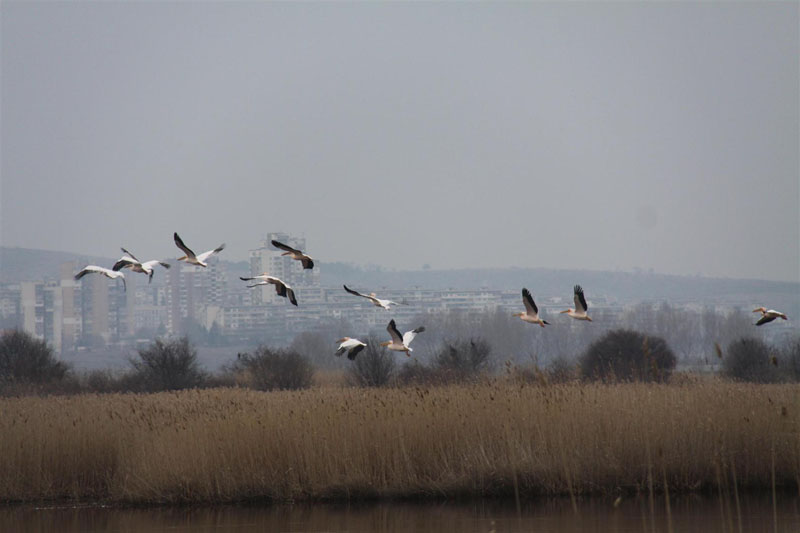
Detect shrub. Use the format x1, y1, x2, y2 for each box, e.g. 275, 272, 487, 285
129, 337, 207, 392
580, 329, 676, 382
234, 346, 314, 391
396, 359, 444, 387
433, 338, 493, 380
0, 329, 69, 387
394, 339, 493, 387
547, 355, 579, 383
722, 337, 781, 383
781, 337, 800, 382
347, 340, 396, 387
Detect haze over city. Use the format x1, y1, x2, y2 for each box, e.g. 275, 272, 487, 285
2, 2, 797, 282
3, 4, 800, 531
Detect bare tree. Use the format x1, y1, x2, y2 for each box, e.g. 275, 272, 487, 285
129, 337, 206, 391
722, 337, 781, 383
434, 337, 493, 379
233, 346, 314, 391
347, 339, 396, 387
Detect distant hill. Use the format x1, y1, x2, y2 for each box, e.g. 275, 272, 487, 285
0, 247, 117, 283
319, 261, 795, 299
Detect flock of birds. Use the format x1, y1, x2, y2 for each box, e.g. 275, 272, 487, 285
74, 233, 790, 361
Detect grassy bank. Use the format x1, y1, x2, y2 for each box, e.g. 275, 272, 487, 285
0, 381, 798, 504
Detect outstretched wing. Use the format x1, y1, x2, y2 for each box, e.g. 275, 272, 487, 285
403, 326, 425, 346
387, 319, 404, 344
75, 266, 125, 291
173, 233, 196, 259
348, 343, 366, 360
75, 265, 114, 280
271, 240, 301, 254
344, 285, 372, 300
300, 257, 314, 269
574, 285, 588, 313
522, 288, 538, 315
113, 248, 140, 271
197, 243, 225, 263
286, 287, 298, 306
271, 278, 287, 297
756, 315, 776, 326
112, 258, 137, 271
120, 247, 140, 262
141, 260, 171, 270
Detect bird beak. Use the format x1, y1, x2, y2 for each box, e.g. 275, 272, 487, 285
586, 316, 593, 322
560, 309, 570, 314
512, 313, 523, 317
336, 338, 347, 344
380, 341, 390, 347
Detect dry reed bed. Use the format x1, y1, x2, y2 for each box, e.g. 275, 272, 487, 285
0, 381, 797, 504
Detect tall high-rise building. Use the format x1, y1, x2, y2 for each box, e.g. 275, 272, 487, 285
19, 262, 87, 352
75, 262, 129, 346
166, 257, 226, 335
248, 233, 319, 304
58, 262, 80, 352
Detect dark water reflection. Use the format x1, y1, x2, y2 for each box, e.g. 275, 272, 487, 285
2, 495, 799, 532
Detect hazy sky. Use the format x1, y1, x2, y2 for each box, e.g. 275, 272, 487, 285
2, 2, 798, 281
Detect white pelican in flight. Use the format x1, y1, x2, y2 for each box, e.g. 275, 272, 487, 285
381, 319, 425, 356
560, 285, 592, 321
272, 240, 314, 270
513, 288, 550, 327
344, 285, 404, 310
112, 247, 170, 283
753, 307, 788, 326
240, 274, 298, 306
74, 266, 126, 292
173, 232, 225, 267
335, 337, 367, 360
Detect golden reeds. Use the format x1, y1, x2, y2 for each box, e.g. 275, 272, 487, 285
0, 381, 797, 504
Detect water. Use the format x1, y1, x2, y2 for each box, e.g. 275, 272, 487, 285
2, 495, 798, 532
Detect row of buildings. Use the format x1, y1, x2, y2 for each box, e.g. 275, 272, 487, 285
8, 233, 792, 355
2, 233, 620, 352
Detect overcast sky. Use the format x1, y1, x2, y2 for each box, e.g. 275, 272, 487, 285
2, 2, 797, 281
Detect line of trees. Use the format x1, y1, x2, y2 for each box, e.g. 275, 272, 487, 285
1, 324, 798, 397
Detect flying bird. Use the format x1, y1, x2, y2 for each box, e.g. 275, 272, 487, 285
513, 288, 550, 327
561, 285, 592, 321
272, 240, 314, 269
343, 285, 404, 310
241, 274, 297, 306
173, 232, 225, 267
335, 337, 367, 360
74, 266, 126, 292
112, 248, 170, 283
381, 319, 425, 356
753, 307, 788, 326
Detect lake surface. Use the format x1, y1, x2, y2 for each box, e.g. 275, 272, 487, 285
2, 495, 798, 532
